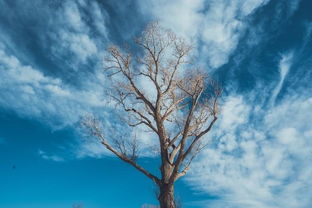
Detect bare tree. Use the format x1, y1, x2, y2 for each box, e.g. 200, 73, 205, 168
82, 22, 221, 208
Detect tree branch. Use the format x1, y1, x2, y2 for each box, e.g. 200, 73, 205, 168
82, 117, 160, 185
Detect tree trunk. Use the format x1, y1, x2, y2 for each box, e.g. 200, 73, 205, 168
158, 183, 176, 208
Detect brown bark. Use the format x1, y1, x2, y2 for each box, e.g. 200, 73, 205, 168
158, 183, 175, 208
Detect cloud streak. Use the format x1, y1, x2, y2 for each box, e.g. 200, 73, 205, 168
0, 43, 109, 128
270, 52, 293, 105
186, 92, 312, 208
38, 149, 65, 162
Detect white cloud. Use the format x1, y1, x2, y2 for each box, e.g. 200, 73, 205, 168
63, 1, 84, 31
57, 31, 98, 63
0, 43, 160, 159
185, 94, 312, 208
90, 1, 109, 38
139, 0, 204, 40
44, 0, 108, 67
218, 96, 250, 130
0, 44, 108, 128
75, 140, 109, 159
38, 149, 64, 162
270, 52, 293, 105
0, 42, 159, 160
139, 0, 271, 68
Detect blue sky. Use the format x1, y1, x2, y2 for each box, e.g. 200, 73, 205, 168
0, 0, 312, 207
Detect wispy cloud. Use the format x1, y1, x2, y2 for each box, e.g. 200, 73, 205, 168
139, 0, 271, 68
186, 92, 312, 208
0, 43, 108, 128
38, 149, 64, 162
75, 139, 108, 159
0, 0, 112, 130
0, 40, 158, 159
44, 0, 108, 68
270, 52, 293, 105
